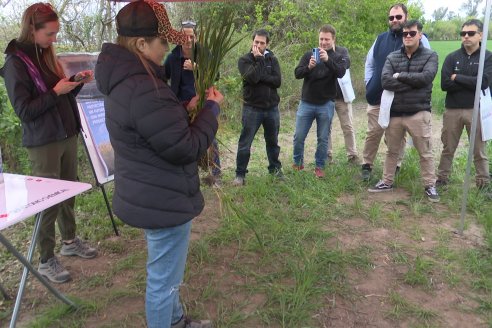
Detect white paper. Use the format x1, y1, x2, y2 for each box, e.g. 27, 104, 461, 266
378, 90, 394, 129
480, 87, 492, 141
337, 68, 355, 103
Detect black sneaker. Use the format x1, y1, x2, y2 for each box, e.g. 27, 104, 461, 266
425, 186, 440, 203
171, 316, 212, 328
368, 180, 393, 192
361, 164, 372, 181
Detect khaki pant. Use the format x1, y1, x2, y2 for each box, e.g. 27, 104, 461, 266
362, 104, 405, 166
328, 100, 358, 158
383, 111, 435, 187
27, 136, 78, 261
437, 108, 490, 187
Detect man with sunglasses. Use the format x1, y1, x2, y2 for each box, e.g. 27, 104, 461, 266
437, 19, 492, 194
362, 3, 430, 182
368, 20, 439, 202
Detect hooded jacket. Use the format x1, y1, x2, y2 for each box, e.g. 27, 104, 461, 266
441, 44, 492, 109
381, 44, 438, 115
0, 39, 82, 147
95, 43, 219, 229
238, 49, 281, 109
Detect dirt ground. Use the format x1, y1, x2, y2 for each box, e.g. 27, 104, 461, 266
3, 103, 490, 327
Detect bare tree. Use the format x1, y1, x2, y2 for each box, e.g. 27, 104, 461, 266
460, 0, 482, 17
432, 7, 448, 21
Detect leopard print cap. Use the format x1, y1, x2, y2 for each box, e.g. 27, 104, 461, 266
143, 0, 187, 45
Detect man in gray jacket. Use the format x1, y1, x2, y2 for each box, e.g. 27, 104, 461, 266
368, 20, 439, 202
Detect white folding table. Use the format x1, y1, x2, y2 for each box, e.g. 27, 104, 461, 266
0, 173, 92, 328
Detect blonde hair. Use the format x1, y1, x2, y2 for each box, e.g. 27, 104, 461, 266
18, 3, 64, 78
116, 35, 159, 89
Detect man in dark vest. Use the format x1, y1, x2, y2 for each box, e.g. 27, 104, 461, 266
361, 3, 430, 181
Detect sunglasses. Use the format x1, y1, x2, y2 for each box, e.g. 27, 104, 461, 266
402, 31, 418, 38
460, 31, 478, 37
388, 15, 403, 21
181, 20, 197, 27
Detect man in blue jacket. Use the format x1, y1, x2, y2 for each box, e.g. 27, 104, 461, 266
362, 3, 430, 181
437, 19, 491, 194
233, 29, 283, 186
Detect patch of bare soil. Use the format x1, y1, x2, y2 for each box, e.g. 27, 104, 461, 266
318, 189, 487, 328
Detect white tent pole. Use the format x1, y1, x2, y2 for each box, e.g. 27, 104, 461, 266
459, 0, 492, 235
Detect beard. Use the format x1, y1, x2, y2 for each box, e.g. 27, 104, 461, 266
390, 22, 404, 33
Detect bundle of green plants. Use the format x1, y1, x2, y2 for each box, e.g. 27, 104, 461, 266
191, 8, 242, 119
191, 8, 243, 171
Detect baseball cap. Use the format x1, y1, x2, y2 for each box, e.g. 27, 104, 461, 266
116, 0, 187, 45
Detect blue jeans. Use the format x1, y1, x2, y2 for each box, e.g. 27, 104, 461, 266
144, 221, 192, 328
293, 100, 335, 168
235, 105, 282, 177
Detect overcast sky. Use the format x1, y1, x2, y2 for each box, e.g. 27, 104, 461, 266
421, 0, 485, 19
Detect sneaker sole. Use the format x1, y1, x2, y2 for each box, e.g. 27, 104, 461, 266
39, 272, 71, 284
368, 188, 393, 193
60, 250, 97, 259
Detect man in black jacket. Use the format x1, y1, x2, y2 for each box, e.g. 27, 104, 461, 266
368, 20, 439, 202
293, 24, 346, 178
233, 29, 282, 185
437, 19, 491, 192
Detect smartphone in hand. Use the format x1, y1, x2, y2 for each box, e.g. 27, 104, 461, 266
312, 48, 320, 64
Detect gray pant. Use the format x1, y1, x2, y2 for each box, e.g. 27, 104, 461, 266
27, 136, 78, 261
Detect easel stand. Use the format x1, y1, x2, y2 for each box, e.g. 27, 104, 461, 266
80, 137, 119, 236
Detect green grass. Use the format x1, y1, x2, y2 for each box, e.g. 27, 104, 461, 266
2, 39, 492, 327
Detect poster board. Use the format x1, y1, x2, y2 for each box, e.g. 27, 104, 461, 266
58, 53, 114, 184
78, 100, 114, 183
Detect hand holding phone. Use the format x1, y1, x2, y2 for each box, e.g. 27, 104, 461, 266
312, 48, 320, 64
74, 70, 94, 83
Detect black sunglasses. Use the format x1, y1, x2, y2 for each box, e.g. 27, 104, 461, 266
388, 15, 403, 21
182, 20, 197, 27
460, 31, 478, 37
402, 31, 418, 38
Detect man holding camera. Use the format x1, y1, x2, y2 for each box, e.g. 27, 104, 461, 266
293, 24, 346, 178
233, 29, 282, 186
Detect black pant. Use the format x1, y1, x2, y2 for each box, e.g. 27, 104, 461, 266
235, 105, 282, 177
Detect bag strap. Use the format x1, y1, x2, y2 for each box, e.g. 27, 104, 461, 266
15, 49, 48, 93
